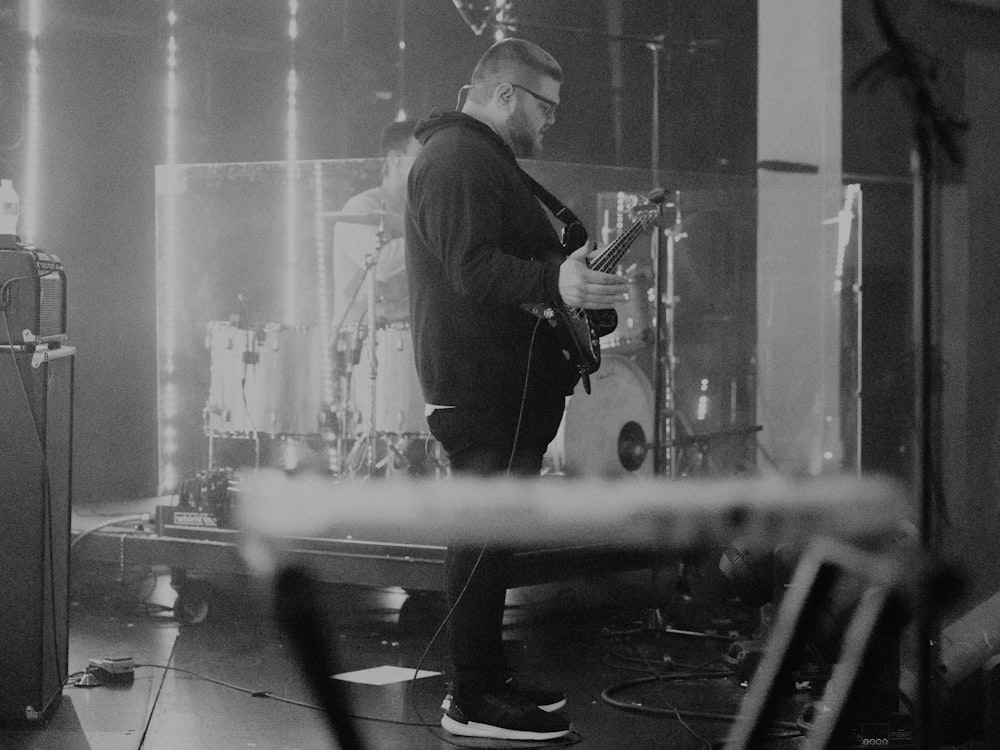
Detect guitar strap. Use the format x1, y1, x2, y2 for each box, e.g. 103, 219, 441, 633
518, 167, 589, 251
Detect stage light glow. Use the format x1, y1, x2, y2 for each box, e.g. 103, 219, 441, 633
283, 0, 299, 325
17, 0, 44, 244
163, 381, 179, 419
284, 69, 299, 326
159, 7, 181, 494
162, 9, 179, 373
697, 378, 709, 421
162, 464, 178, 494
493, 0, 510, 41
395, 0, 408, 125
21, 42, 41, 244
313, 163, 334, 407
24, 0, 43, 37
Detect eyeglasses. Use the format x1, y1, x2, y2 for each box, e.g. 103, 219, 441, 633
458, 80, 560, 118
510, 83, 558, 118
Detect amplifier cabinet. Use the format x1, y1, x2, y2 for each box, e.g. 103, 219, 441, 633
0, 345, 74, 722
0, 248, 67, 346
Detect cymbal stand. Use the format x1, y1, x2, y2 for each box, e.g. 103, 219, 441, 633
345, 218, 390, 478
652, 192, 685, 477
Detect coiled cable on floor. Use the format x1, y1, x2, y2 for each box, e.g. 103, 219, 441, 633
601, 672, 802, 748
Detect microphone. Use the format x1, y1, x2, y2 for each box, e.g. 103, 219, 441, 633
236, 293, 254, 329
645, 188, 669, 205
349, 328, 366, 366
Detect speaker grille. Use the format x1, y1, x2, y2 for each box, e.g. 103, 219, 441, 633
38, 273, 67, 339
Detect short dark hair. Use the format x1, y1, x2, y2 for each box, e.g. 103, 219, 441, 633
380, 120, 418, 155
469, 38, 562, 102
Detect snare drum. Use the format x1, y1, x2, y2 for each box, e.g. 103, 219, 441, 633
351, 323, 428, 435
205, 322, 324, 436
548, 354, 654, 477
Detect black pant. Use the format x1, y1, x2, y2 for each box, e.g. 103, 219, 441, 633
427, 396, 565, 705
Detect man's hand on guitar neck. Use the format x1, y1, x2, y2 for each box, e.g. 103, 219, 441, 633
557, 242, 630, 310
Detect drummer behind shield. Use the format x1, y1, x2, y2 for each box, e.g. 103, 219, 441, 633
332, 120, 421, 330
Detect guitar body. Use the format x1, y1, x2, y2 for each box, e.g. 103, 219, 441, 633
523, 189, 666, 394
549, 302, 614, 393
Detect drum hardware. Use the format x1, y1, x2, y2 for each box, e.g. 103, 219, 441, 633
337, 207, 426, 479
651, 191, 685, 477
619, 424, 764, 477
319, 209, 402, 226
617, 421, 649, 472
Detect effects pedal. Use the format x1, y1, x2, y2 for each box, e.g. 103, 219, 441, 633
86, 656, 136, 683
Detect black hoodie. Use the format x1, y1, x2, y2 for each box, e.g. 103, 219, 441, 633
405, 111, 579, 410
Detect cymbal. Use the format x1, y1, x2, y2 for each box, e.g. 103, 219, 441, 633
320, 210, 401, 226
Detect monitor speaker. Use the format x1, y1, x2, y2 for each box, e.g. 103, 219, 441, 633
0, 345, 74, 722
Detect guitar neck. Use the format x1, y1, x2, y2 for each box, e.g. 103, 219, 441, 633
587, 220, 646, 273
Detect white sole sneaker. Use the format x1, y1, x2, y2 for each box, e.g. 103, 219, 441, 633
441, 714, 571, 741
537, 698, 566, 712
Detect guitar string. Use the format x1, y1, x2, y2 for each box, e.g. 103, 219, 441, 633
567, 218, 646, 319
591, 219, 644, 274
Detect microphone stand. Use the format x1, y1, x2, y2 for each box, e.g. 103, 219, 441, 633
851, 2, 965, 746
347, 217, 388, 479
652, 192, 684, 476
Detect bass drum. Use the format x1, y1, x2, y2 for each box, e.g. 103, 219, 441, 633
556, 354, 654, 477
205, 322, 324, 436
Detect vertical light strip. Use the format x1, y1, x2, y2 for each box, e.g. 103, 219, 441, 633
21, 0, 43, 243
395, 0, 407, 121
313, 162, 334, 407
160, 6, 180, 493
493, 0, 509, 42
284, 0, 299, 325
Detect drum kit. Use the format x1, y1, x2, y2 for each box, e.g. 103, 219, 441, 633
203, 208, 445, 478
202, 197, 758, 480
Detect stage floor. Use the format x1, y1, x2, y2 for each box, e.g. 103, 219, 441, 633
0, 537, 806, 750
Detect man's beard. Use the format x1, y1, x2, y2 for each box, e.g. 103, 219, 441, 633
502, 104, 543, 158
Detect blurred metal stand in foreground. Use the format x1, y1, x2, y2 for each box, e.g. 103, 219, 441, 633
237, 472, 936, 750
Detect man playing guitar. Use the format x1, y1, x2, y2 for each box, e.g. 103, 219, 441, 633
405, 38, 628, 742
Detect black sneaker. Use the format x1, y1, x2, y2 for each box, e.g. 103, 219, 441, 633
440, 678, 567, 714
499, 676, 567, 712
441, 693, 571, 741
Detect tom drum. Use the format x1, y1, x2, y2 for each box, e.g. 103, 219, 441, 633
351, 323, 428, 435
205, 322, 324, 436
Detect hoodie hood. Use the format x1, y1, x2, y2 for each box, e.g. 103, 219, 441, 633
414, 110, 514, 160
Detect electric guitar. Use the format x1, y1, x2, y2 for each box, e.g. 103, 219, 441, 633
523, 189, 667, 394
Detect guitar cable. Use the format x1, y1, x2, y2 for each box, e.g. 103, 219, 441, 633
407, 317, 545, 743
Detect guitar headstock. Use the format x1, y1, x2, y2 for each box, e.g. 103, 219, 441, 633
631, 188, 669, 231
